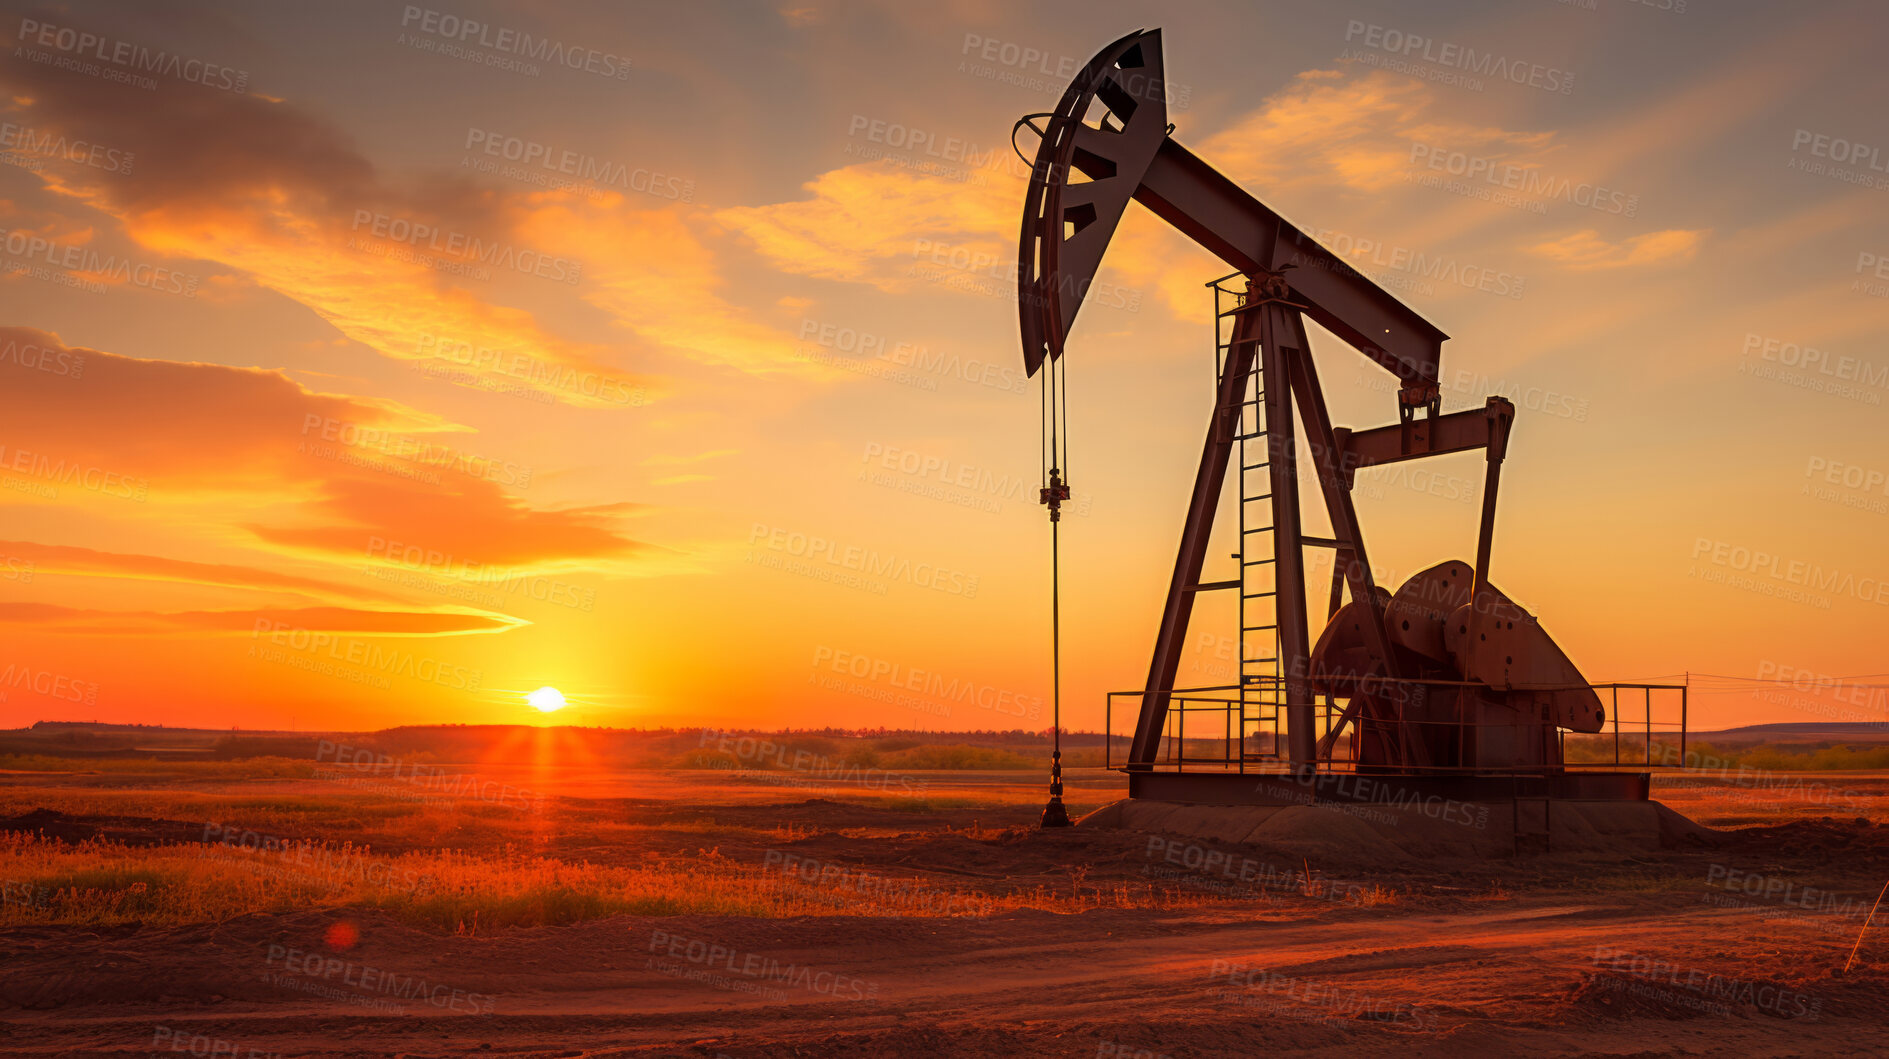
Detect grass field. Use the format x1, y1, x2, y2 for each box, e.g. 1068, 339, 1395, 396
1, 750, 1886, 1057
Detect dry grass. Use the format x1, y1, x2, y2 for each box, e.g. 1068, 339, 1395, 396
0, 754, 314, 777
0, 830, 1242, 930
0, 761, 1199, 929
0, 762, 1262, 930
1565, 738, 1889, 771
0, 831, 911, 929
11, 755, 1870, 936
0, 786, 549, 852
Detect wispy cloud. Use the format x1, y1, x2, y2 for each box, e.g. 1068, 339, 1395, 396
0, 602, 523, 636
1528, 228, 1709, 270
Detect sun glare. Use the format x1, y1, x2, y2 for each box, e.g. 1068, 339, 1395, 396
526, 686, 566, 713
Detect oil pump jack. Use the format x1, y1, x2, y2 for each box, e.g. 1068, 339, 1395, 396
1021, 30, 1657, 821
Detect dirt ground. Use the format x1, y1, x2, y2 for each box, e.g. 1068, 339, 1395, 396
1, 765, 1886, 1057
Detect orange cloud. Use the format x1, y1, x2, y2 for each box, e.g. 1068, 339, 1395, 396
0, 539, 402, 604
714, 160, 1017, 292
0, 602, 521, 636
0, 328, 441, 487
0, 328, 656, 570
0, 43, 649, 405
520, 200, 814, 374
248, 476, 650, 566
1527, 228, 1710, 270
1198, 69, 1556, 195
0, 28, 837, 397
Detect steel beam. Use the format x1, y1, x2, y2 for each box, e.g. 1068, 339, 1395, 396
1473, 399, 1515, 594
1336, 404, 1500, 470
1129, 306, 1264, 766
1468, 398, 1516, 684
1280, 311, 1429, 768
1132, 139, 1448, 386
1257, 302, 1313, 768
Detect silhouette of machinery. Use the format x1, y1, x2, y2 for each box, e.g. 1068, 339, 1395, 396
1016, 30, 1643, 802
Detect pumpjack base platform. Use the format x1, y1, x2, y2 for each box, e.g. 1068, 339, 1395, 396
1085, 782, 1716, 860
1125, 768, 1650, 806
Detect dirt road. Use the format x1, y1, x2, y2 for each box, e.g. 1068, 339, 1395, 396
2, 886, 1878, 1057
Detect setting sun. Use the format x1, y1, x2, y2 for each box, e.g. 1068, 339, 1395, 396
526, 687, 567, 713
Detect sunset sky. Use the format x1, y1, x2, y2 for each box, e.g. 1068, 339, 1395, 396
1, 0, 1884, 735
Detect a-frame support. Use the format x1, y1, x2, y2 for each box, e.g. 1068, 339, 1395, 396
1129, 290, 1266, 768
1130, 286, 1422, 771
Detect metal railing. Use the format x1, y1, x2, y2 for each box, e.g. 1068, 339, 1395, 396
1103, 678, 1688, 775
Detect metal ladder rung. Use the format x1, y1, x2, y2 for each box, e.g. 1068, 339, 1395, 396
1241, 590, 1277, 599
1189, 579, 1240, 592
1242, 558, 1275, 566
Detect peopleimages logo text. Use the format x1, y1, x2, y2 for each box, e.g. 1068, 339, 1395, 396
400, 6, 631, 79
349, 211, 582, 284
463, 129, 693, 201
1344, 21, 1574, 94
15, 18, 248, 92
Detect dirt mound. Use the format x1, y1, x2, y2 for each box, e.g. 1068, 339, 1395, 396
0, 807, 213, 847
1083, 799, 1721, 861
703, 1023, 1109, 1059
1250, 805, 1415, 862
1723, 816, 1887, 862
1650, 801, 1724, 848
1560, 968, 1837, 1027
1562, 971, 1725, 1021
